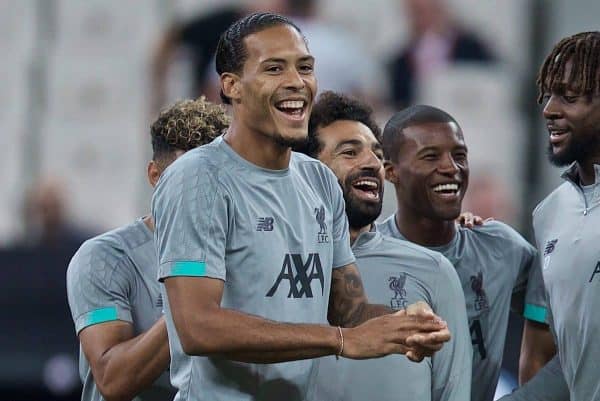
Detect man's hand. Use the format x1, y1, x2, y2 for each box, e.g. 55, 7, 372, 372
340, 306, 449, 360
404, 301, 451, 362
457, 212, 493, 228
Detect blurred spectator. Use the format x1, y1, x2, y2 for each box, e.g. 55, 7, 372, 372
19, 177, 93, 253
150, 0, 384, 110
388, 0, 494, 108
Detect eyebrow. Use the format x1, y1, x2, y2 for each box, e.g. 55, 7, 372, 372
261, 56, 315, 65
334, 139, 363, 152
416, 144, 467, 155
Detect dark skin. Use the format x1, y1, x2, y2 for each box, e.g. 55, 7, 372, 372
542, 59, 600, 185
385, 122, 468, 246
164, 25, 451, 365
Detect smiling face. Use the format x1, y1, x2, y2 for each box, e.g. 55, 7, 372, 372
316, 120, 384, 229
542, 60, 600, 167
386, 122, 468, 221
225, 24, 316, 148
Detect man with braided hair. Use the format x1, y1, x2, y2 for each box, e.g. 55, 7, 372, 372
152, 12, 450, 401
499, 31, 600, 401
66, 97, 229, 401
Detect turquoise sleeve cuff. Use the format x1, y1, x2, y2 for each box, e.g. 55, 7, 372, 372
524, 303, 547, 324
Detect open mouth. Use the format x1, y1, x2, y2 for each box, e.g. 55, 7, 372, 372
548, 128, 570, 146
274, 100, 307, 122
351, 178, 380, 201
432, 183, 461, 199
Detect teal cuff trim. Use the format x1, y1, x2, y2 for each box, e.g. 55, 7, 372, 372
170, 261, 207, 277
524, 303, 547, 323
86, 307, 118, 326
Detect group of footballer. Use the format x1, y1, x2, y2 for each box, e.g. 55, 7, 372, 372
66, 11, 600, 401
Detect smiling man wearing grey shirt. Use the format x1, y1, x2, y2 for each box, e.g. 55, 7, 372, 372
379, 105, 549, 401
296, 91, 471, 401
66, 97, 229, 401
152, 13, 451, 401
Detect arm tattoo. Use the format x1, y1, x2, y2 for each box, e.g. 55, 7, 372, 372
329, 265, 392, 327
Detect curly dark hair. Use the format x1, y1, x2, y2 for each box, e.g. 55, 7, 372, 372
150, 96, 230, 165
537, 31, 600, 103
215, 12, 304, 104
296, 91, 381, 157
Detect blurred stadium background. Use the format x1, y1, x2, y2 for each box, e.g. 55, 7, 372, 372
0, 0, 598, 400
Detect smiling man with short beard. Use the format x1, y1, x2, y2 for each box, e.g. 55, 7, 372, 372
297, 91, 472, 401
379, 105, 549, 401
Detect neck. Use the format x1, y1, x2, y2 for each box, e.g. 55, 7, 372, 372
143, 215, 155, 232
394, 206, 456, 247
577, 159, 600, 186
225, 119, 292, 170
350, 223, 372, 245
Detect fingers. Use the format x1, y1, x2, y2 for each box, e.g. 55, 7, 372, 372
406, 349, 426, 363
406, 327, 452, 350
405, 301, 436, 319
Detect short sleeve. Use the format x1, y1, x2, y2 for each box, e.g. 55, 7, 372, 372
523, 252, 549, 324
327, 169, 355, 269
66, 240, 134, 334
152, 157, 230, 282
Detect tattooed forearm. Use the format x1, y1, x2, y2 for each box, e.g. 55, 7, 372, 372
328, 264, 393, 327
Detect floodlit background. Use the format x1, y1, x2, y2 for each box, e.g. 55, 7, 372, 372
0, 0, 598, 399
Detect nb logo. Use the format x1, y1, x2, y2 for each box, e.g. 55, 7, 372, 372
256, 217, 274, 231
155, 293, 163, 308
544, 239, 558, 256
266, 253, 324, 298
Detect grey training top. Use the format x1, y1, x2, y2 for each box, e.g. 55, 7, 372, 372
532, 164, 600, 401
152, 136, 355, 401
314, 229, 472, 401
66, 218, 174, 401
378, 217, 543, 401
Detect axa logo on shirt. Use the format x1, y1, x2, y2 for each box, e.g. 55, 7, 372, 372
266, 253, 325, 298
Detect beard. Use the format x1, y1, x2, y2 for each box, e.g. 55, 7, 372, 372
272, 133, 308, 149
341, 171, 384, 229
547, 133, 600, 167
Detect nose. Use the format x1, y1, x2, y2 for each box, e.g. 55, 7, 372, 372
283, 67, 306, 90
438, 153, 460, 175
543, 94, 563, 120
359, 149, 383, 171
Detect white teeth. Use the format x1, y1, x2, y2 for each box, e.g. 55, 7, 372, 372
433, 183, 459, 192
354, 180, 378, 189
277, 100, 304, 109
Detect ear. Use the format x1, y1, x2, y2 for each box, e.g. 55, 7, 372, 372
221, 72, 242, 103
384, 161, 399, 184
147, 160, 161, 188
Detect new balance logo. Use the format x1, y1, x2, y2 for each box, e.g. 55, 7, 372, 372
155, 293, 163, 308
256, 217, 274, 231
544, 239, 558, 256
266, 253, 324, 298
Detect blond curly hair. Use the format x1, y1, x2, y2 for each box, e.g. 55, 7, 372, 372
151, 96, 230, 162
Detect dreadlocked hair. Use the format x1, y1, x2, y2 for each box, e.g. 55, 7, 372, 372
215, 12, 304, 104
537, 31, 600, 103
150, 96, 230, 162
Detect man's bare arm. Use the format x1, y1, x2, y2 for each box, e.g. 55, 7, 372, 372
328, 263, 390, 327
327, 264, 451, 361
79, 318, 170, 401
519, 319, 556, 384
164, 274, 447, 363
